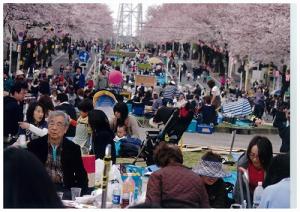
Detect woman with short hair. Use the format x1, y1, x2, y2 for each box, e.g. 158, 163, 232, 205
145, 142, 210, 208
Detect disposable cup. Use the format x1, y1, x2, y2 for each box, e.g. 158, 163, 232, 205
71, 187, 81, 201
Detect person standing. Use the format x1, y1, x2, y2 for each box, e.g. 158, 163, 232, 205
73, 67, 85, 92
4, 81, 28, 145
162, 81, 177, 106
207, 80, 221, 110
55, 93, 77, 137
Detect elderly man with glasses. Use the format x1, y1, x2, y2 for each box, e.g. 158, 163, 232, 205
27, 110, 88, 197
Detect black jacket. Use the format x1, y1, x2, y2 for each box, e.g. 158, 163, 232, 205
4, 96, 24, 137
27, 136, 88, 193
205, 179, 228, 208
279, 125, 290, 153
55, 103, 77, 137
92, 130, 116, 164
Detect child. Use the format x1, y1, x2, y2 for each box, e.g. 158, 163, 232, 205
114, 125, 128, 156
114, 124, 142, 157
70, 99, 93, 153
114, 124, 128, 141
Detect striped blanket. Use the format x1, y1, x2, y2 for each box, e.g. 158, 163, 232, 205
222, 98, 252, 117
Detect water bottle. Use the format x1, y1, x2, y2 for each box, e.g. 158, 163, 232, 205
112, 185, 121, 208
253, 181, 264, 208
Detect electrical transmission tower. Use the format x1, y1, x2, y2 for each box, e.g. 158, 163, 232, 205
115, 3, 143, 46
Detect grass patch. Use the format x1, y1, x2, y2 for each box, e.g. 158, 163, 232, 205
116, 150, 237, 172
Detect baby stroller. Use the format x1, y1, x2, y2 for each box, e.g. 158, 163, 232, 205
133, 106, 194, 166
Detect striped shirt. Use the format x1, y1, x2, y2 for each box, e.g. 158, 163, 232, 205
163, 85, 177, 99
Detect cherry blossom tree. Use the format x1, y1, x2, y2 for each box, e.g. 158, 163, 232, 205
3, 3, 113, 41
142, 3, 290, 66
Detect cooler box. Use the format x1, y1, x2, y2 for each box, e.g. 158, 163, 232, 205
197, 124, 214, 134
186, 119, 197, 133
132, 103, 145, 116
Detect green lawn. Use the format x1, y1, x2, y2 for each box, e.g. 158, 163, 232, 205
117, 150, 237, 172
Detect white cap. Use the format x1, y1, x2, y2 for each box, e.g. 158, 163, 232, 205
16, 70, 24, 76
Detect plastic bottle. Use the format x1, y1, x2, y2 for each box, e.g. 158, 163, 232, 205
107, 165, 122, 203
112, 185, 121, 208
252, 181, 264, 208
121, 173, 135, 208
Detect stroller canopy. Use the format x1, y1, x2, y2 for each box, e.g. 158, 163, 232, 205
222, 98, 252, 117
93, 90, 117, 119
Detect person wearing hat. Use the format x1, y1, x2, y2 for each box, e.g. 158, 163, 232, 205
193, 151, 232, 208
15, 70, 25, 82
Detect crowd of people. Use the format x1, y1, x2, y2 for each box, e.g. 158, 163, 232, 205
3, 40, 291, 208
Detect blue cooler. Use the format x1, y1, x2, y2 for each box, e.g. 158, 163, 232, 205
197, 124, 214, 134
132, 104, 145, 116
186, 119, 197, 133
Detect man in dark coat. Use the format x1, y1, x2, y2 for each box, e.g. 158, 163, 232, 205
27, 110, 88, 195
4, 81, 28, 145
55, 93, 77, 137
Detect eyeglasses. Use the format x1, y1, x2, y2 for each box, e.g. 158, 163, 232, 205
48, 121, 65, 128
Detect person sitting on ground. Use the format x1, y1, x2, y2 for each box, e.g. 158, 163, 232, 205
114, 124, 127, 141
152, 92, 163, 113
110, 102, 140, 139
4, 147, 64, 208
70, 99, 94, 153
142, 90, 153, 106
233, 136, 273, 206
199, 95, 217, 125
258, 153, 290, 208
16, 102, 48, 146
193, 151, 232, 208
145, 142, 210, 208
175, 93, 187, 108
89, 109, 116, 163
27, 111, 88, 196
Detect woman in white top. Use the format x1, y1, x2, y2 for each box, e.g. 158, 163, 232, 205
17, 102, 48, 145
207, 80, 221, 109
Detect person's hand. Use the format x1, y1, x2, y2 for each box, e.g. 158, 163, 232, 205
18, 122, 30, 129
